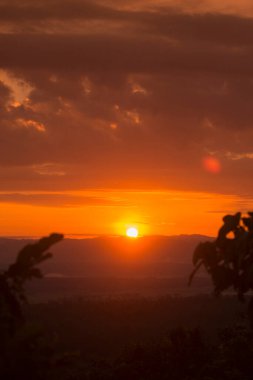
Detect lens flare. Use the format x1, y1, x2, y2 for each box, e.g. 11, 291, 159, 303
203, 156, 221, 174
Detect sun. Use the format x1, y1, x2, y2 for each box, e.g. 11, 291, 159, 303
126, 227, 139, 238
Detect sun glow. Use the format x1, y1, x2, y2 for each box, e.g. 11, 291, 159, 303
126, 227, 139, 238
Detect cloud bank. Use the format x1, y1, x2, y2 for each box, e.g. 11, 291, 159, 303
1, 0, 253, 197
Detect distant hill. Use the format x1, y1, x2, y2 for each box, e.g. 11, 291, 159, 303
0, 235, 213, 278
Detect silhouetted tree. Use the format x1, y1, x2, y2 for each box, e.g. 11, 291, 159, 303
189, 212, 253, 326
0, 233, 73, 380
0, 233, 63, 333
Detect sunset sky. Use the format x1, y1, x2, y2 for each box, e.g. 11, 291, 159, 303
1, 0, 253, 237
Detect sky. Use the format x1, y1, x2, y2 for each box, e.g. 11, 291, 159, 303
1, 0, 253, 237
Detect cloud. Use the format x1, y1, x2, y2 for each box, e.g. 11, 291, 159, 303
0, 32, 252, 76
226, 152, 253, 160
0, 80, 11, 106
32, 163, 66, 176
0, 1, 253, 197
1, 0, 253, 48
0, 0, 123, 22
0, 69, 33, 104
0, 192, 128, 208
15, 118, 46, 132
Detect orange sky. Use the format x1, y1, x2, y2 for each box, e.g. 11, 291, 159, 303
0, 189, 252, 237
1, 1, 253, 237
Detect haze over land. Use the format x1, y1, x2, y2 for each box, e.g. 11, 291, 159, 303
0, 235, 211, 276
0, 235, 213, 299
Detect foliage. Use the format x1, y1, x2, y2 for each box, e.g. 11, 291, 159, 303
0, 233, 63, 334
84, 324, 253, 380
0, 233, 80, 380
189, 212, 253, 324
29, 295, 244, 360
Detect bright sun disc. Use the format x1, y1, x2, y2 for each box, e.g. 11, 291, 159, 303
126, 227, 138, 238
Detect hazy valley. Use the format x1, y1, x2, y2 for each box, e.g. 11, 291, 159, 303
0, 235, 213, 300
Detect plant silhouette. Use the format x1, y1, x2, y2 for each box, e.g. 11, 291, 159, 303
0, 233, 63, 332
189, 212, 253, 325
0, 233, 67, 380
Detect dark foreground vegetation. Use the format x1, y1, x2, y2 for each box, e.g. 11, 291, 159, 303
2, 212, 253, 379
2, 289, 253, 380
191, 212, 253, 325
27, 295, 246, 360
3, 294, 253, 380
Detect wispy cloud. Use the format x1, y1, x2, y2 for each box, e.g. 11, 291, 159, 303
0, 192, 129, 208
226, 151, 253, 160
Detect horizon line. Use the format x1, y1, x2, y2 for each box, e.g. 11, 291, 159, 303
0, 233, 214, 240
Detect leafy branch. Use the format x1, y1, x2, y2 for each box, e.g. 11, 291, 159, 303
0, 233, 63, 334
189, 212, 253, 324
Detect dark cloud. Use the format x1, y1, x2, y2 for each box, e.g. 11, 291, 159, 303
138, 12, 253, 47
0, 81, 11, 106
0, 0, 253, 46
1, 1, 253, 48
0, 0, 123, 22
0, 33, 252, 76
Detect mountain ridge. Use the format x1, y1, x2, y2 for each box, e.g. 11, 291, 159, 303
0, 234, 213, 277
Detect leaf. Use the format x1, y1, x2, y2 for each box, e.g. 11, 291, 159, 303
216, 212, 241, 247
188, 261, 203, 286
192, 241, 217, 267
7, 233, 63, 281
27, 267, 43, 279
1, 233, 64, 337
211, 266, 234, 295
